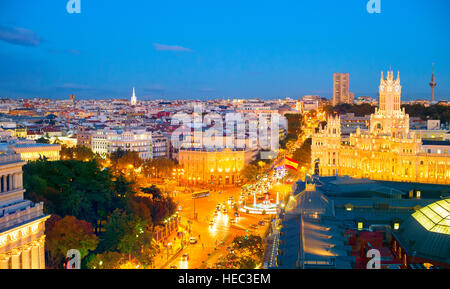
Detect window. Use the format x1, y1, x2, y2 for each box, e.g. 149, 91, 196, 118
358, 222, 363, 231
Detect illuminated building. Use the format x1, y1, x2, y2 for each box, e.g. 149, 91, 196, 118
332, 73, 354, 106
392, 199, 450, 268
91, 129, 152, 160
11, 143, 61, 162
152, 134, 169, 159
178, 148, 254, 185
0, 152, 49, 269
312, 71, 450, 184
131, 87, 137, 106
76, 126, 93, 147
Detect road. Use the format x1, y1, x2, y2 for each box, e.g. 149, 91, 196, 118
163, 187, 270, 269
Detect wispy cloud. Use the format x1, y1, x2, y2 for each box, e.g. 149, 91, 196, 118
47, 48, 81, 55
54, 83, 92, 90
153, 43, 192, 52
143, 84, 165, 93
0, 26, 43, 47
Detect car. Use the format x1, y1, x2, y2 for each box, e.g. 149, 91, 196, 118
230, 218, 236, 224
209, 220, 214, 226
250, 224, 258, 230
234, 212, 240, 217
182, 254, 189, 261
169, 265, 177, 269
223, 209, 228, 214
189, 237, 197, 244
226, 246, 231, 251
258, 220, 265, 226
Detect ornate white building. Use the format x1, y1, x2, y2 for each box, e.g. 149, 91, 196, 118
312, 70, 450, 184
0, 152, 49, 269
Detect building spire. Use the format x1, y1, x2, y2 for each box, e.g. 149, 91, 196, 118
430, 63, 437, 103
131, 87, 137, 106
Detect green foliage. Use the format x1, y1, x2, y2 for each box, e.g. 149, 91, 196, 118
36, 137, 50, 144
142, 158, 177, 178
23, 159, 130, 231
291, 137, 312, 170
323, 103, 375, 117
109, 148, 143, 174
99, 209, 155, 267
403, 104, 450, 123
60, 145, 97, 161
87, 251, 126, 269
284, 113, 303, 136
45, 215, 98, 269
216, 234, 264, 269
241, 163, 262, 182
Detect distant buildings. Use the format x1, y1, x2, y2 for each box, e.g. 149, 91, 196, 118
312, 70, 450, 185
0, 151, 49, 269
355, 96, 377, 106
91, 129, 152, 160
332, 73, 354, 106
302, 95, 321, 111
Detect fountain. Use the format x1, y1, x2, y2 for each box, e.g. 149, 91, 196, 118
240, 190, 279, 215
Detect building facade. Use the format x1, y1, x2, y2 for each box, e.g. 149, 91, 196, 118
0, 152, 49, 269
312, 71, 450, 184
12, 143, 61, 162
178, 148, 254, 185
151, 134, 169, 159
91, 129, 152, 160
332, 73, 354, 106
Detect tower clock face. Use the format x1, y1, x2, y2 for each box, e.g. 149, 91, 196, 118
395, 85, 400, 92
380, 86, 385, 92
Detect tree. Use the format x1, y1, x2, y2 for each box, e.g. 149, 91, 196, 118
36, 137, 50, 144
45, 215, 98, 269
23, 158, 130, 233
60, 145, 96, 161
242, 164, 262, 182
99, 209, 155, 267
110, 148, 143, 174
87, 251, 126, 269
291, 137, 312, 171
142, 158, 177, 178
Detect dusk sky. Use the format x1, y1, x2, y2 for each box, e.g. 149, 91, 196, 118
0, 0, 449, 100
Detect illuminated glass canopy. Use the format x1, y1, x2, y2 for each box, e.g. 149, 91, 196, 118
412, 199, 450, 235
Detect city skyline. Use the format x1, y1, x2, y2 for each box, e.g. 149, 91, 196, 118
0, 0, 449, 100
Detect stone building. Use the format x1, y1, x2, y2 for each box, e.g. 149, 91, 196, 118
0, 152, 49, 269
312, 71, 449, 184
178, 148, 255, 185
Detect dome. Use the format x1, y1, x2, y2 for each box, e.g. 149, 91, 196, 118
412, 199, 450, 235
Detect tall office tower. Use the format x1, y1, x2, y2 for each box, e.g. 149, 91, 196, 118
429, 64, 437, 103
0, 151, 49, 269
332, 73, 353, 106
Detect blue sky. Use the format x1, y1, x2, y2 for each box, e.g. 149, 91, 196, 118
0, 0, 449, 100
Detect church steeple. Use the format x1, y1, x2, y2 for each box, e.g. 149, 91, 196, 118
131, 87, 137, 106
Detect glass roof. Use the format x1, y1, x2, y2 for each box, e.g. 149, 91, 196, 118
412, 199, 450, 235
